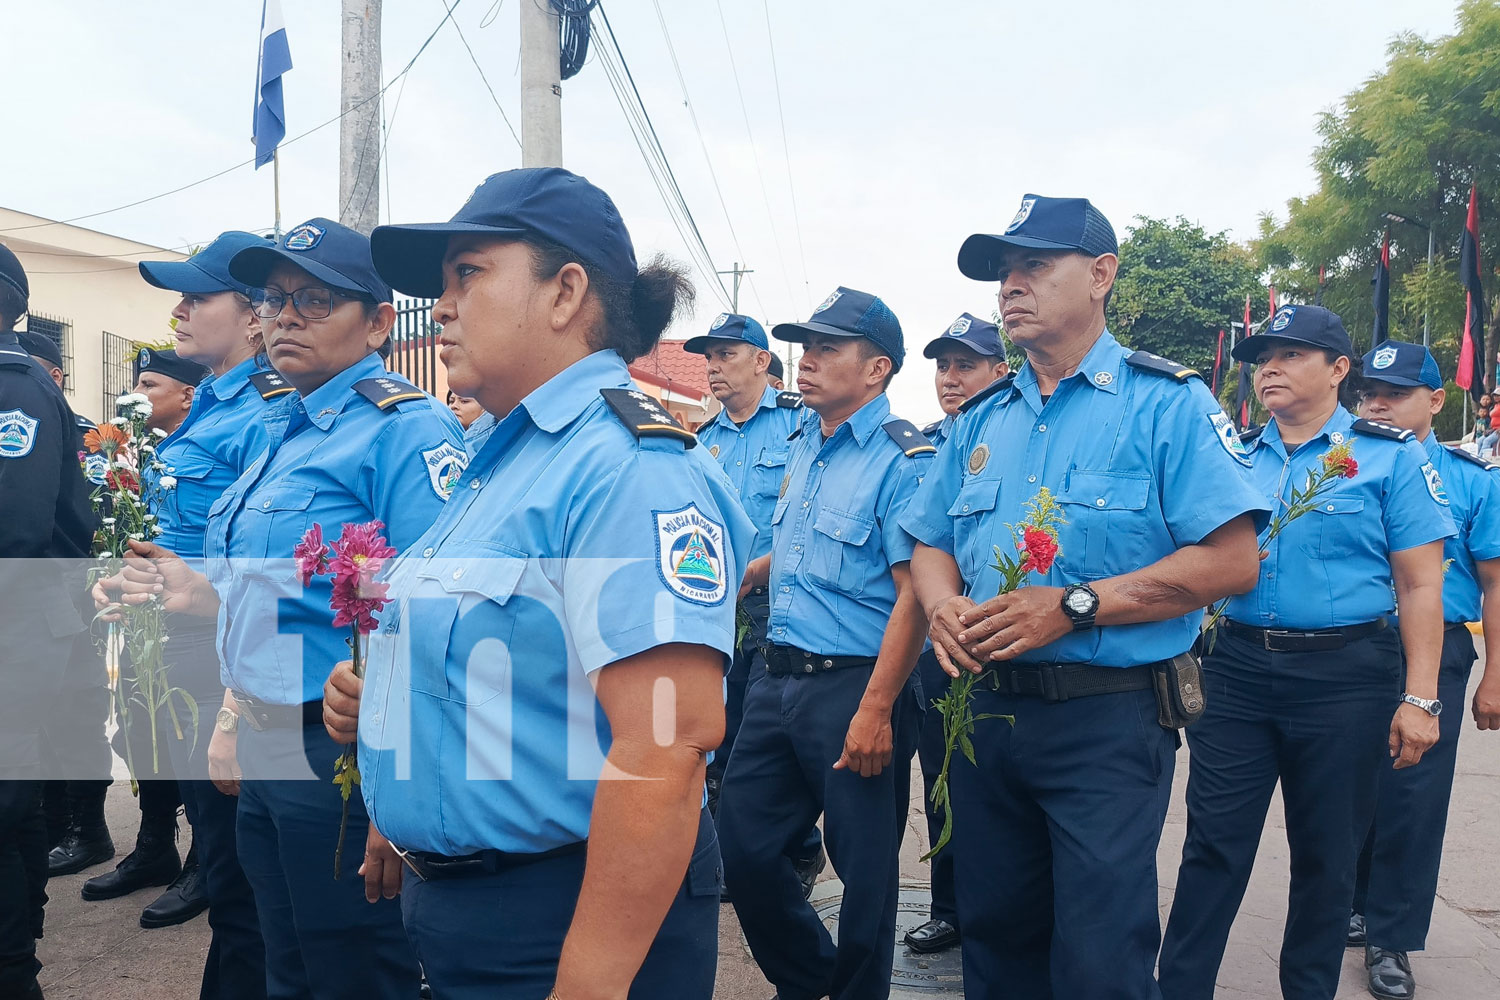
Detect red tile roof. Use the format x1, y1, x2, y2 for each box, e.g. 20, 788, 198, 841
629, 340, 710, 398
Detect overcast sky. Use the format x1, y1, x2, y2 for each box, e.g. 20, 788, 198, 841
1, 0, 1462, 422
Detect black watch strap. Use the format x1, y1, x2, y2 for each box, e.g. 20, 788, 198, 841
1061, 583, 1099, 632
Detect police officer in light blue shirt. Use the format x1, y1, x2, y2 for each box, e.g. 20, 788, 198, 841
918, 312, 1009, 452
1349, 340, 1500, 1000
900, 194, 1268, 1000
1160, 309, 1454, 1000
321, 166, 753, 1000
717, 286, 934, 1000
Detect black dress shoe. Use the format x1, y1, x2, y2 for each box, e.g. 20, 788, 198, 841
140, 852, 207, 928
81, 818, 180, 902
794, 846, 827, 900
1366, 946, 1415, 1000
47, 825, 115, 877
904, 918, 960, 953
1347, 911, 1368, 948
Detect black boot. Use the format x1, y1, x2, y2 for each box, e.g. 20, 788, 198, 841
80, 812, 180, 901
46, 784, 114, 877
139, 841, 207, 928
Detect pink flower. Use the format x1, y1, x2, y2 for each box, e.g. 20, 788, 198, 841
294, 524, 330, 588
327, 521, 396, 634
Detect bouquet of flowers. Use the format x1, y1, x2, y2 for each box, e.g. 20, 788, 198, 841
83, 393, 195, 788
295, 521, 396, 878
923, 487, 1064, 859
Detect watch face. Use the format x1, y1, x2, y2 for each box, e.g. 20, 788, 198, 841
1065, 588, 1095, 614
1430, 700, 1443, 715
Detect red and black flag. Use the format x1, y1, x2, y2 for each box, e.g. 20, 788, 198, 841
1235, 293, 1254, 427
1212, 329, 1226, 394
1371, 230, 1391, 346
1458, 183, 1487, 403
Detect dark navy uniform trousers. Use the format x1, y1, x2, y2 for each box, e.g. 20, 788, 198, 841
401, 806, 721, 999
913, 649, 958, 929
718, 663, 919, 1000
1160, 627, 1401, 1000
952, 683, 1174, 1000
1354, 624, 1477, 951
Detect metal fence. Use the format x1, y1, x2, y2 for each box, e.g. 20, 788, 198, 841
101, 331, 136, 417
388, 297, 441, 397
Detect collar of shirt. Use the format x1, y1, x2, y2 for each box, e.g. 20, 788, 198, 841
819, 391, 891, 450
198, 355, 261, 406
516, 350, 631, 435
709, 383, 778, 432
1251, 406, 1354, 460
289, 351, 388, 431
1011, 329, 1124, 409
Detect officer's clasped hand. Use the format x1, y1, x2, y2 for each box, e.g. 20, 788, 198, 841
90, 539, 219, 619
929, 595, 983, 678
956, 586, 1073, 665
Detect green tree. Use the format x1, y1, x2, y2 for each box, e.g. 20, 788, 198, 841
1109, 216, 1263, 378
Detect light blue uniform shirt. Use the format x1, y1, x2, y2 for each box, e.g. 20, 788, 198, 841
1421, 435, 1500, 623
205, 352, 466, 705
696, 384, 802, 562
766, 392, 931, 657
356, 351, 754, 855
1223, 407, 1456, 629
147, 357, 274, 560
901, 330, 1270, 667
922, 414, 955, 453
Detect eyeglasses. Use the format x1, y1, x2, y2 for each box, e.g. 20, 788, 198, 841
249, 286, 359, 320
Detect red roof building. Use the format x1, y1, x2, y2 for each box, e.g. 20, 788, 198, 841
628, 340, 718, 429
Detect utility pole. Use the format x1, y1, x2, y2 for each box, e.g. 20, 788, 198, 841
716, 262, 754, 313
520, 0, 563, 166
339, 0, 382, 235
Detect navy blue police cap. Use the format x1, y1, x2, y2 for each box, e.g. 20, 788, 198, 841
958, 194, 1119, 281
1231, 304, 1354, 363
140, 231, 271, 297
683, 312, 769, 354
370, 167, 638, 299
134, 346, 210, 386
767, 353, 784, 381
923, 312, 1004, 359
772, 287, 906, 372
1362, 339, 1443, 390
229, 217, 393, 303
0, 241, 28, 304
17, 331, 63, 368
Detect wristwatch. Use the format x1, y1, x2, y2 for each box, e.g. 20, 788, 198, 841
1060, 583, 1100, 632
216, 707, 240, 733
1401, 693, 1442, 717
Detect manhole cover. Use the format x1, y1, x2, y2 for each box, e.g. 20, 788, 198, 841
809, 882, 964, 995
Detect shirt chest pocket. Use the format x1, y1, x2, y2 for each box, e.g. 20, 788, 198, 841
409, 543, 527, 705
1301, 495, 1366, 560
1056, 470, 1153, 572
241, 484, 318, 561
806, 507, 877, 597
751, 449, 790, 503
159, 453, 218, 530
947, 477, 1002, 582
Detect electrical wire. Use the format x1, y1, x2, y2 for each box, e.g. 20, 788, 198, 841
443, 0, 523, 147
0, 0, 468, 236
761, 0, 813, 316
554, 0, 597, 81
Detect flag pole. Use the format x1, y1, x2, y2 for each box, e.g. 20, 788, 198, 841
273, 149, 283, 240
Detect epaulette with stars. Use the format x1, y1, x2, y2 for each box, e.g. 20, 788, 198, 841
775, 390, 804, 409
1447, 445, 1499, 470
600, 388, 697, 448
354, 375, 428, 412
1124, 350, 1201, 383
958, 373, 1015, 414
1351, 418, 1415, 443
882, 418, 936, 457
248, 370, 296, 400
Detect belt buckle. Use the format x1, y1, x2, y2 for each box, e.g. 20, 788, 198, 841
1038, 663, 1066, 703
1262, 629, 1295, 651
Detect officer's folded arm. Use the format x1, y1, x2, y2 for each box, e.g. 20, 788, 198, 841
551, 641, 724, 1000
1388, 540, 1445, 768
835, 562, 927, 778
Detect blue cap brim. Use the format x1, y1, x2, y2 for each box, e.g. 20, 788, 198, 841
770, 320, 869, 343
922, 335, 999, 359
1230, 334, 1353, 364
957, 232, 1094, 281
138, 259, 239, 295
682, 335, 762, 355
371, 222, 532, 299
1362, 373, 1434, 389
229, 245, 385, 301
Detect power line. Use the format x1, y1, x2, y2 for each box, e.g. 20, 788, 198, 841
761, 0, 813, 316
650, 0, 768, 320
440, 0, 522, 148
0, 0, 468, 236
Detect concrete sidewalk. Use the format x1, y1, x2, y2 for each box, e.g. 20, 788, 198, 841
38, 665, 1500, 998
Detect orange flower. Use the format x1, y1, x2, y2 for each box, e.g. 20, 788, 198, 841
83, 424, 129, 455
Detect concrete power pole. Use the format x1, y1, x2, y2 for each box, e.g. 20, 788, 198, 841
520, 0, 563, 166
339, 0, 383, 235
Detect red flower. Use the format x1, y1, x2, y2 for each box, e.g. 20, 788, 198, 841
1335, 456, 1358, 479
294, 523, 330, 588
1017, 525, 1059, 575
327, 521, 397, 634
105, 468, 139, 493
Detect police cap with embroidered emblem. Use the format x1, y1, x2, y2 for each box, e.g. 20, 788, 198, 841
958, 194, 1119, 281
923, 312, 1004, 359
229, 217, 393, 303
1359, 339, 1443, 390
140, 231, 271, 297
772, 286, 906, 373
683, 312, 769, 354
1231, 304, 1353, 363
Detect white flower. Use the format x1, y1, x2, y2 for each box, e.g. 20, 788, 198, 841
151, 428, 168, 439
158, 476, 178, 490
109, 417, 128, 427
102, 517, 116, 526
129, 532, 144, 541
116, 392, 149, 406
143, 513, 156, 521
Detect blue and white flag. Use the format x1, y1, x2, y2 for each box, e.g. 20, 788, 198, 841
252, 0, 292, 169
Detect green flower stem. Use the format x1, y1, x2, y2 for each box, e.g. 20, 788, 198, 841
333, 630, 364, 880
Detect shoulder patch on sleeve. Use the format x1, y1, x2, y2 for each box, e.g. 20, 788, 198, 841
421, 442, 469, 500
354, 376, 428, 411
882, 418, 937, 457
655, 504, 728, 605
775, 390, 804, 409
1208, 411, 1253, 467
0, 408, 40, 458
958, 373, 1015, 414
248, 370, 296, 400
1351, 418, 1414, 443
600, 388, 697, 448
1124, 350, 1201, 383
1447, 445, 1498, 470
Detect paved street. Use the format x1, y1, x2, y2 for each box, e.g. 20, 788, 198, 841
38, 652, 1500, 998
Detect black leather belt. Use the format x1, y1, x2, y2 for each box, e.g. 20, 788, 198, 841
1222, 618, 1386, 652
979, 662, 1156, 702
397, 840, 587, 881
763, 645, 876, 677
1444, 621, 1473, 633
231, 692, 324, 731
